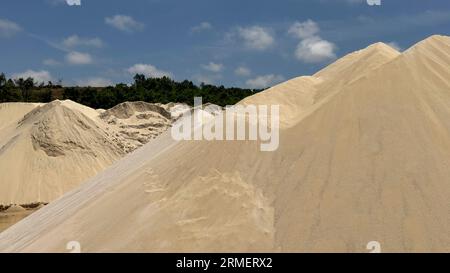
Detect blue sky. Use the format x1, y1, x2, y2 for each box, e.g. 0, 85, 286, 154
1, 0, 450, 88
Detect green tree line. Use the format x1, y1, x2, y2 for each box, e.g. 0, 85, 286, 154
0, 73, 262, 108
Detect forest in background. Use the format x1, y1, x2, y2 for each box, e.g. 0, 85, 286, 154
0, 73, 262, 109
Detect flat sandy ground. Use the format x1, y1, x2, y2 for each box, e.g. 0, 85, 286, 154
0, 210, 35, 233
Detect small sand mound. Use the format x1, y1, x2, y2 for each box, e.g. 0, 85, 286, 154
4, 205, 26, 214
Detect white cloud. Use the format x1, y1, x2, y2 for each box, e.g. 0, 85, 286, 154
66, 51, 93, 65
246, 74, 284, 89
234, 66, 251, 77
77, 77, 113, 87
387, 41, 402, 51
12, 70, 53, 84
191, 22, 213, 33
289, 20, 336, 63
237, 26, 274, 50
63, 35, 104, 48
0, 18, 21, 38
105, 15, 144, 32
295, 36, 336, 63
127, 64, 172, 78
288, 20, 320, 39
202, 62, 224, 73
43, 58, 61, 66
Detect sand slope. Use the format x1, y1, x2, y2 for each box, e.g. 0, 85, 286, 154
1, 35, 450, 252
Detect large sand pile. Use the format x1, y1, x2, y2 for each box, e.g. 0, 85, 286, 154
0, 100, 181, 206
0, 100, 125, 205
1, 35, 450, 252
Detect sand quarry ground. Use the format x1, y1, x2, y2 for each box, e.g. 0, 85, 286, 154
0, 35, 450, 252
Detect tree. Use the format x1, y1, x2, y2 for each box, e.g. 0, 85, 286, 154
14, 77, 34, 102
38, 89, 52, 103
63, 87, 80, 101
1, 72, 262, 108
133, 74, 146, 87
23, 78, 34, 102
0, 73, 6, 102
0, 73, 5, 88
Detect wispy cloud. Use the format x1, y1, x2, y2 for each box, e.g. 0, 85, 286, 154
12, 70, 53, 83
235, 66, 251, 77
202, 62, 224, 73
66, 51, 93, 65
43, 58, 61, 66
0, 18, 21, 38
105, 15, 145, 33
246, 74, 284, 89
62, 35, 104, 48
191, 22, 213, 33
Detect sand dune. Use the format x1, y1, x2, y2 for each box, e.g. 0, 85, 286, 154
1, 35, 450, 252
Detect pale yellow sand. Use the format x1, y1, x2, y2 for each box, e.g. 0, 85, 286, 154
1, 35, 450, 253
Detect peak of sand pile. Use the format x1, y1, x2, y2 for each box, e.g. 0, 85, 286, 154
241, 41, 401, 127
314, 41, 401, 80
401, 35, 450, 69
404, 35, 450, 53
1, 35, 450, 253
